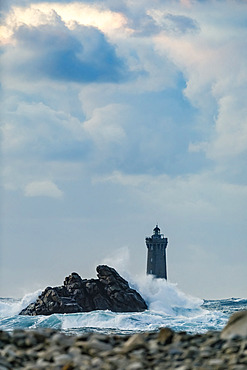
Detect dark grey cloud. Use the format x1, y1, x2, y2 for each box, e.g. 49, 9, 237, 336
164, 14, 199, 34
10, 22, 129, 83
127, 14, 161, 36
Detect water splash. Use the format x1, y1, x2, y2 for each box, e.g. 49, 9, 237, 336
0, 290, 42, 318
132, 274, 203, 315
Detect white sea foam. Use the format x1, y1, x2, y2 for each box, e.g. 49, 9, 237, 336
59, 308, 227, 334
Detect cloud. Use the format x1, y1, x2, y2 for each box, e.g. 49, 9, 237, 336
24, 180, 63, 198
147, 11, 199, 34
2, 0, 246, 179
151, 4, 247, 171
164, 13, 199, 33
208, 95, 247, 161
1, 2, 127, 38
84, 104, 127, 145
79, 82, 206, 176
1, 100, 89, 160
2, 19, 129, 83
94, 169, 247, 235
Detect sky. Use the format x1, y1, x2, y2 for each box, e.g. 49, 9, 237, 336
1, 0, 247, 300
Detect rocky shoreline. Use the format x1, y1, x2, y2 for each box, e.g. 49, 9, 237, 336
1, 325, 247, 369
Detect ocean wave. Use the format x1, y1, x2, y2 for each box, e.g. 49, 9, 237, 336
0, 275, 241, 334
0, 308, 228, 335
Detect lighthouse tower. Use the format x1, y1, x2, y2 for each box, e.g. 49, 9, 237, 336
145, 225, 168, 279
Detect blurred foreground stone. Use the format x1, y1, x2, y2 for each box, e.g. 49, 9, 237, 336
221, 310, 247, 339
1, 311, 247, 369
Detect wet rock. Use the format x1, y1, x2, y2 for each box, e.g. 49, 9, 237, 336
19, 265, 147, 315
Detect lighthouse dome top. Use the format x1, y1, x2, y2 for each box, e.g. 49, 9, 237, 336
146, 224, 167, 241
153, 224, 160, 235
153, 224, 160, 233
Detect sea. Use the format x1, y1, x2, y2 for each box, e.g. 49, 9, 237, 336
0, 275, 246, 336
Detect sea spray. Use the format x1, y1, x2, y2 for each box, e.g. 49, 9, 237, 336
0, 290, 42, 318
101, 248, 202, 314
129, 273, 203, 315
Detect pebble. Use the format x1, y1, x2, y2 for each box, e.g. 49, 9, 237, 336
121, 333, 146, 353
157, 327, 173, 344
0, 327, 246, 369
88, 338, 113, 352
126, 361, 143, 370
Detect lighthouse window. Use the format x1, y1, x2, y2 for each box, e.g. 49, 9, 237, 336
150, 258, 153, 262
151, 246, 153, 250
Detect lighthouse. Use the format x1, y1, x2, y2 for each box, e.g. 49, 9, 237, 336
145, 225, 168, 279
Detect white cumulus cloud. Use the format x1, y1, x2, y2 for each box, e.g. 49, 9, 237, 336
24, 180, 63, 198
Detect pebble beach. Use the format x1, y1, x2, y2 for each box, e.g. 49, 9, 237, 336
1, 326, 247, 370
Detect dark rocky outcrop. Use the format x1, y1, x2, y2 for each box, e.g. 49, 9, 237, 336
19, 265, 147, 315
